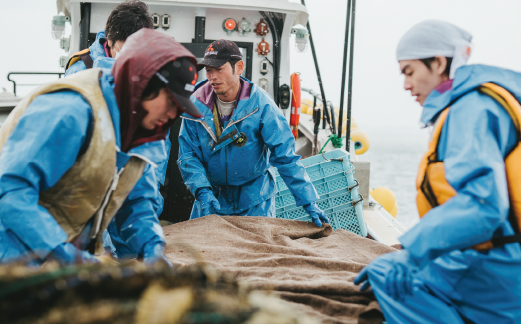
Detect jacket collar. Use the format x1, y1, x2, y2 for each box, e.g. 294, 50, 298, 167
420, 80, 455, 126
421, 64, 521, 126
421, 65, 476, 126
89, 31, 108, 61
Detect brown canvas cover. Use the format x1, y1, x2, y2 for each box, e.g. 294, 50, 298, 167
163, 216, 396, 324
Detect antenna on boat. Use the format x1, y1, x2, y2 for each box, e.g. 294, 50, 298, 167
337, 0, 351, 150
339, 0, 357, 152
300, 0, 333, 134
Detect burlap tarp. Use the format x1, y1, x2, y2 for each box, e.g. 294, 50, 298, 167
163, 215, 396, 324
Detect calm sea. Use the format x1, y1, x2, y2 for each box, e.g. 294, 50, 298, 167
356, 126, 431, 230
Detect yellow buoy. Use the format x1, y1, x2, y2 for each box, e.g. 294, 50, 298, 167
371, 187, 397, 216
350, 129, 370, 155
390, 203, 398, 218
301, 99, 314, 115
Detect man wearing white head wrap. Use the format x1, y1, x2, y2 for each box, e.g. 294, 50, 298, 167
355, 20, 521, 323
396, 20, 472, 79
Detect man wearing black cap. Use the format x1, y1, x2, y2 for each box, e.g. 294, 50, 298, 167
177, 40, 329, 226
0, 29, 201, 266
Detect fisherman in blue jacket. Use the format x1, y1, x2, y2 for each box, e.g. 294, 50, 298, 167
65, 0, 153, 75
354, 20, 521, 323
178, 40, 329, 225
64, 1, 169, 216
0, 29, 202, 266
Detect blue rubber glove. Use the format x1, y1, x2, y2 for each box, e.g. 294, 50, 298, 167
354, 250, 415, 301
142, 241, 173, 268
47, 243, 99, 265
303, 202, 330, 227
196, 187, 221, 216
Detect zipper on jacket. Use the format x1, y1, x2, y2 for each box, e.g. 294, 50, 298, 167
89, 167, 124, 239
222, 108, 259, 131
225, 145, 228, 186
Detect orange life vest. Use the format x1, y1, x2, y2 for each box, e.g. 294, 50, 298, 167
416, 82, 521, 250
65, 49, 94, 72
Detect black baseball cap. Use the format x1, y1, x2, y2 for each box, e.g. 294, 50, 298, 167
154, 57, 203, 118
197, 40, 243, 71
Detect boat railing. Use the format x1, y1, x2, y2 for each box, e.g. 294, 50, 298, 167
7, 72, 64, 96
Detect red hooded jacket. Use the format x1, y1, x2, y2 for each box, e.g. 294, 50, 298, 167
112, 28, 197, 152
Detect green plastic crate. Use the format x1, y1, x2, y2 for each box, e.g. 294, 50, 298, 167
272, 149, 366, 236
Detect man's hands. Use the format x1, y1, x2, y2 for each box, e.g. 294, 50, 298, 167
142, 242, 173, 268
196, 188, 221, 216
94, 253, 119, 265
303, 202, 330, 227
354, 250, 416, 301
47, 243, 99, 265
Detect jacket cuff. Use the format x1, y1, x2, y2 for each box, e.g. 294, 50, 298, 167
276, 162, 320, 207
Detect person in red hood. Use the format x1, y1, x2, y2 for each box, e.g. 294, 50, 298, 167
0, 29, 201, 266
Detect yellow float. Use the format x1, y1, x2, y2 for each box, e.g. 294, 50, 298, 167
371, 187, 398, 217
390, 203, 398, 218
350, 129, 370, 155
300, 99, 314, 115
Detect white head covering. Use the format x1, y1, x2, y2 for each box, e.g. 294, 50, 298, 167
396, 20, 473, 79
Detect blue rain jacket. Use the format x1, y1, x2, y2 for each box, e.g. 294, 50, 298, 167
64, 30, 168, 216
178, 77, 319, 218
0, 69, 166, 264
366, 65, 521, 323
157, 130, 170, 188
65, 31, 111, 76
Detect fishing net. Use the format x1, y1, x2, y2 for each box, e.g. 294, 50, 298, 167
0, 259, 320, 324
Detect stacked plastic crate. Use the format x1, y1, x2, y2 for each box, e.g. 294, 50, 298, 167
272, 149, 367, 236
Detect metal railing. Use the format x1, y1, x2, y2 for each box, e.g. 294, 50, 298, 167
7, 72, 65, 96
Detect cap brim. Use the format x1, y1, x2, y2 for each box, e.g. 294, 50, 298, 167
167, 89, 203, 118
197, 57, 229, 71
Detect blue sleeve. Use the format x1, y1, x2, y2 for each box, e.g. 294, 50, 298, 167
0, 91, 91, 259
400, 92, 518, 266
64, 60, 87, 76
93, 57, 115, 70
125, 140, 168, 216
156, 130, 170, 186
108, 163, 165, 259
259, 100, 319, 206
177, 119, 212, 196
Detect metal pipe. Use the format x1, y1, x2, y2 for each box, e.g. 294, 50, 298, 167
260, 12, 281, 105
7, 72, 64, 96
345, 0, 357, 152
79, 3, 91, 50
300, 0, 333, 134
312, 99, 320, 156
328, 102, 336, 137
194, 17, 206, 43
337, 0, 352, 137
302, 87, 334, 133
313, 106, 321, 135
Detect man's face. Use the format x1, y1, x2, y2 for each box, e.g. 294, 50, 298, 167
140, 88, 179, 129
399, 57, 448, 106
107, 39, 125, 58
205, 61, 244, 97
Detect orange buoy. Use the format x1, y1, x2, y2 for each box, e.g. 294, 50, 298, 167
290, 73, 301, 139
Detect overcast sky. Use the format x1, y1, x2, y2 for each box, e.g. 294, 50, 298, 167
288, 0, 521, 130
1, 0, 521, 129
